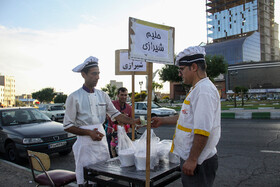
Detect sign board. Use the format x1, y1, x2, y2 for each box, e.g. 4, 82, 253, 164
129, 17, 174, 64
115, 49, 149, 75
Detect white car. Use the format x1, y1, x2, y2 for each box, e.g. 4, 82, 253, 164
38, 104, 65, 122
133, 102, 177, 118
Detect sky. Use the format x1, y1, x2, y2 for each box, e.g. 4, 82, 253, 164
0, 0, 279, 96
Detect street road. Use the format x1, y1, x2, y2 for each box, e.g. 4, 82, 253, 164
3, 119, 280, 186
140, 119, 280, 187
214, 119, 280, 187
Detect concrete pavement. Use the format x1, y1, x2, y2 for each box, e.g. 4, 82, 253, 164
0, 159, 34, 187
0, 159, 76, 187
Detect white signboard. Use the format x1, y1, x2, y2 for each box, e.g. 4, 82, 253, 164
120, 51, 146, 72
115, 49, 149, 75
129, 17, 174, 64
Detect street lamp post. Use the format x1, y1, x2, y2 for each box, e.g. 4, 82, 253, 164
229, 70, 238, 90
139, 81, 143, 92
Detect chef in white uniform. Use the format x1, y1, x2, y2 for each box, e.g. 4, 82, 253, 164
63, 56, 140, 186
151, 46, 221, 187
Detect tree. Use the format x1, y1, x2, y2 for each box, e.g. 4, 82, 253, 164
54, 94, 68, 103
233, 86, 249, 107
158, 55, 228, 83
101, 84, 117, 100
152, 82, 163, 91
152, 82, 163, 102
159, 65, 182, 82
205, 55, 228, 81
162, 96, 169, 100
135, 91, 147, 102
15, 99, 25, 107
32, 88, 56, 103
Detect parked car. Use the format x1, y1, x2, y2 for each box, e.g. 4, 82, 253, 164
132, 101, 177, 118
0, 107, 76, 163
38, 104, 65, 121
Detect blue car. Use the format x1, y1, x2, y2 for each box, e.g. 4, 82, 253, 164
0, 107, 76, 163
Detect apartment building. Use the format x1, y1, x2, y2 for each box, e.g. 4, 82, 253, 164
0, 85, 4, 106
0, 75, 16, 107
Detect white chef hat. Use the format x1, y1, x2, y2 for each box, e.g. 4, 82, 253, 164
175, 46, 206, 66
72, 56, 99, 72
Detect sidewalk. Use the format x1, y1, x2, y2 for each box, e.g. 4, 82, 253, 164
0, 159, 34, 187
221, 108, 280, 119
0, 159, 76, 187
169, 103, 280, 119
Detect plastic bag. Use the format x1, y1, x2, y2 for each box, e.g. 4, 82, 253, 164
117, 126, 135, 167
157, 139, 172, 160
134, 129, 160, 170
169, 152, 180, 164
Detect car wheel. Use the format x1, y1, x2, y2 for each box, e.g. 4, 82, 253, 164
5, 142, 21, 163
51, 116, 56, 121
151, 114, 157, 117
59, 149, 72, 156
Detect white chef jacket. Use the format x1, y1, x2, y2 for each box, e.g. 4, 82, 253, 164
63, 87, 120, 129
63, 87, 121, 184
171, 78, 221, 165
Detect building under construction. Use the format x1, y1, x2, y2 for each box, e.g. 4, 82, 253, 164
170, 0, 280, 99
205, 0, 279, 63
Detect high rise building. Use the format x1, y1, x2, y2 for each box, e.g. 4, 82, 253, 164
0, 85, 4, 106
205, 0, 279, 64
0, 75, 16, 107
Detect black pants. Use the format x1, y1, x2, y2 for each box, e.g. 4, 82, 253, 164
180, 154, 218, 187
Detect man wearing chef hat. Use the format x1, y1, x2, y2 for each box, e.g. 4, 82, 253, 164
63, 56, 140, 186
151, 46, 221, 187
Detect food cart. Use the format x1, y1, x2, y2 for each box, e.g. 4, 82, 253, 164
84, 157, 180, 187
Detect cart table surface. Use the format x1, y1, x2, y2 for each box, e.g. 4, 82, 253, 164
84, 157, 181, 187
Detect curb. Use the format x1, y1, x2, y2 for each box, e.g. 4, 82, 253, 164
0, 159, 76, 187
221, 112, 280, 119
0, 158, 31, 172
